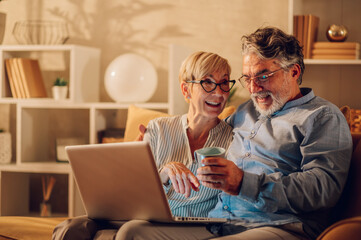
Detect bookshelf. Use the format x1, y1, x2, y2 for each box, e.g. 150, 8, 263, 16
0, 45, 101, 102
0, 44, 176, 217
289, 0, 361, 109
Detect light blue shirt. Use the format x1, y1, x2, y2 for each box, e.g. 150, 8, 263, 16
208, 88, 352, 239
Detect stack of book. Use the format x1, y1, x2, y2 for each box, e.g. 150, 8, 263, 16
5, 58, 47, 98
311, 42, 360, 59
293, 15, 320, 59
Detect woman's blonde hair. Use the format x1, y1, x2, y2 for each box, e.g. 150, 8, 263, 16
179, 51, 231, 83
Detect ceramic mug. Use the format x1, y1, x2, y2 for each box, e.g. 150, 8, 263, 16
194, 147, 226, 167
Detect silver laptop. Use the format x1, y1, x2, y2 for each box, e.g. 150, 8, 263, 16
66, 141, 226, 223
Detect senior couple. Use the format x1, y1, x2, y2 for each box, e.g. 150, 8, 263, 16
53, 27, 352, 240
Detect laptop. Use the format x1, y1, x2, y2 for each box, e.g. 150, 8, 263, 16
66, 141, 227, 224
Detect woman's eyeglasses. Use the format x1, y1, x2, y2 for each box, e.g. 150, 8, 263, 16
186, 78, 236, 93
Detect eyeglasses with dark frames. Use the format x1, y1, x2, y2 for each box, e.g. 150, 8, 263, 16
238, 68, 284, 88
186, 77, 236, 93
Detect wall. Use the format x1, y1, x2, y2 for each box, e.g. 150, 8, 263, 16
0, 0, 288, 108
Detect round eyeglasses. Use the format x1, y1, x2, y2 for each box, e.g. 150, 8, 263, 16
238, 68, 283, 88
186, 78, 236, 93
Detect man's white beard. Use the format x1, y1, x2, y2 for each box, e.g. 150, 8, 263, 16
251, 90, 288, 117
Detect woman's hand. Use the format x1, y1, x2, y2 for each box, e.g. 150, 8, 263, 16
160, 162, 200, 198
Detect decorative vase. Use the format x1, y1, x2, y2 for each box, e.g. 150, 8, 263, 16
0, 12, 6, 44
40, 202, 51, 217
52, 86, 68, 100
0, 132, 11, 164
326, 24, 348, 42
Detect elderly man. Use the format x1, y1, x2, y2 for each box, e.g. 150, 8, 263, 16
115, 27, 352, 240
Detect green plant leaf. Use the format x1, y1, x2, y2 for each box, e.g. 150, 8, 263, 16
54, 77, 68, 86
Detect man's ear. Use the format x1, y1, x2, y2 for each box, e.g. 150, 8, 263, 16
290, 64, 301, 80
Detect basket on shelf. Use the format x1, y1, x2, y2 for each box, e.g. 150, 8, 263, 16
12, 20, 69, 45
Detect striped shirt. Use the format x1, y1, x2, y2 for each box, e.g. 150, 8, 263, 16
144, 114, 233, 217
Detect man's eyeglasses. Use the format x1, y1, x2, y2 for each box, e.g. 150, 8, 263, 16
238, 68, 283, 88
186, 78, 236, 93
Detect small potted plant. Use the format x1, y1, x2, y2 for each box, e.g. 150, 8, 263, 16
52, 77, 68, 100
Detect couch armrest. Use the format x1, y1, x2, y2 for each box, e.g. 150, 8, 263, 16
317, 217, 361, 240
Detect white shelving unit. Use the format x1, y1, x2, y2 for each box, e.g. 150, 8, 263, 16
289, 0, 361, 109
0, 44, 173, 217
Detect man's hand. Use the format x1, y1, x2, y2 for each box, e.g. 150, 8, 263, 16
197, 157, 244, 195
135, 124, 147, 141
160, 162, 200, 198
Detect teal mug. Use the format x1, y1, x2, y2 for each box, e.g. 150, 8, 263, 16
194, 147, 226, 167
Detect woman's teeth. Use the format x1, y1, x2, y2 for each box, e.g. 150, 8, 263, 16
206, 101, 220, 106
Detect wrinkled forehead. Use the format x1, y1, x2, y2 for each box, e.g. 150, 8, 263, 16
242, 54, 280, 75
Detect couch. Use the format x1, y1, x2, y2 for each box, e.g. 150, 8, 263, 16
0, 105, 360, 240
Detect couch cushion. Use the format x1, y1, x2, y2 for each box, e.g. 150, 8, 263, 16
0, 217, 65, 240
123, 105, 170, 142
123, 105, 236, 142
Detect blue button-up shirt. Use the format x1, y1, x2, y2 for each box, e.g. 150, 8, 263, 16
208, 88, 352, 238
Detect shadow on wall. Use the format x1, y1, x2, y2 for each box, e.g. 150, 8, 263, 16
43, 0, 192, 102
47, 0, 191, 58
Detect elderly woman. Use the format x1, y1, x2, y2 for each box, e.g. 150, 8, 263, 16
52, 51, 235, 240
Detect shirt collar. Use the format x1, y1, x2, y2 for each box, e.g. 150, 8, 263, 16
270, 87, 314, 116
181, 114, 188, 130
281, 87, 314, 110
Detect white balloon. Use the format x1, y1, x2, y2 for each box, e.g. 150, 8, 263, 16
104, 53, 158, 102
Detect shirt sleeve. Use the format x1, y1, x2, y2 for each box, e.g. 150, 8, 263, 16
144, 119, 172, 193
238, 111, 353, 214
144, 120, 158, 162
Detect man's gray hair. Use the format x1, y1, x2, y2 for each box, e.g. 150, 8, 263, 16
241, 27, 305, 85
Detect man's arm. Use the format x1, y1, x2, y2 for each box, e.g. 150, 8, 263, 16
246, 113, 351, 213
134, 124, 146, 141
199, 112, 353, 214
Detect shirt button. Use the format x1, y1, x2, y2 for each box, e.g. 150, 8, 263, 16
223, 205, 229, 210
251, 130, 255, 134
245, 152, 251, 157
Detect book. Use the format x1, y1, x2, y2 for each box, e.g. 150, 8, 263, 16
14, 58, 30, 98
313, 42, 360, 49
293, 15, 298, 40
11, 58, 27, 98
312, 48, 359, 55
306, 15, 319, 59
311, 54, 358, 60
293, 15, 320, 59
297, 15, 304, 50
303, 15, 309, 58
7, 58, 25, 98
17, 58, 47, 98
4, 59, 18, 98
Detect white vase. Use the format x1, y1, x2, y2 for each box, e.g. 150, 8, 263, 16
52, 86, 68, 100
